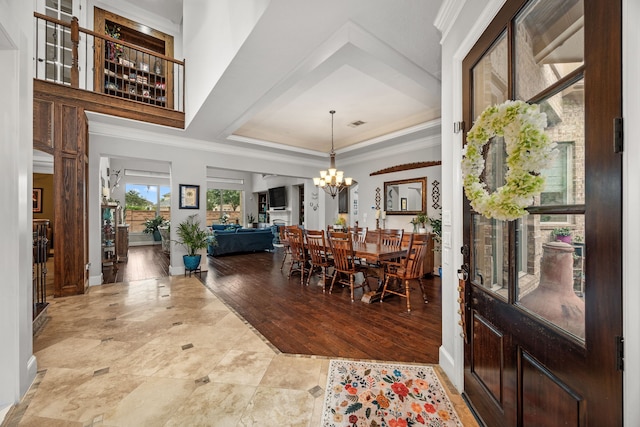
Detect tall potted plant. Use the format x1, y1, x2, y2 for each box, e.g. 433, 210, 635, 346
143, 215, 166, 241
175, 214, 212, 271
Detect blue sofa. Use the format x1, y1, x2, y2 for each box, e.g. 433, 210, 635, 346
207, 225, 274, 256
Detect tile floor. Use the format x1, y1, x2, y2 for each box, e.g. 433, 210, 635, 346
4, 276, 478, 426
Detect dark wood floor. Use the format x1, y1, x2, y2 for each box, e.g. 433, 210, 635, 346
101, 245, 442, 364
102, 244, 170, 283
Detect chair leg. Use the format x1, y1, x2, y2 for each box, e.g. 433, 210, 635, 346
349, 274, 355, 302
321, 267, 327, 292
306, 264, 314, 287
329, 271, 338, 294
380, 275, 392, 303
280, 248, 288, 270
287, 258, 294, 279
404, 279, 411, 312
418, 277, 428, 303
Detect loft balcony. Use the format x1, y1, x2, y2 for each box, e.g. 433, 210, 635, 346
33, 12, 185, 128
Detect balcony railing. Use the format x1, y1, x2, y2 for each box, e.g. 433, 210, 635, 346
34, 12, 184, 112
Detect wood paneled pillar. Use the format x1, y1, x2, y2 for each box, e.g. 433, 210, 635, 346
34, 91, 88, 296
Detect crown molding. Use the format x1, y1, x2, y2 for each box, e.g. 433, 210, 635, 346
434, 0, 467, 43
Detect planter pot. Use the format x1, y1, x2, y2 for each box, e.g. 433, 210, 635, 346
183, 254, 201, 271
247, 223, 254, 228
153, 230, 162, 241
418, 227, 427, 234
556, 235, 572, 244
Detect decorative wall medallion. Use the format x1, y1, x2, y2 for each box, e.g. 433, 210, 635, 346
432, 180, 441, 210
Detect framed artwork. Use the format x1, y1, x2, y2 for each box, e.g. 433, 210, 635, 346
179, 184, 199, 209
401, 197, 408, 211
33, 188, 43, 213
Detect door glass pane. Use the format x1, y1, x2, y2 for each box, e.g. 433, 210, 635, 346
472, 215, 509, 300
472, 32, 508, 118
516, 214, 585, 341
533, 78, 585, 216
470, 31, 509, 300
515, 0, 584, 101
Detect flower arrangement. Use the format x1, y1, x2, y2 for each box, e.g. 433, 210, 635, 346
415, 212, 429, 227
551, 227, 572, 243
461, 100, 557, 221
335, 216, 347, 227
219, 212, 230, 224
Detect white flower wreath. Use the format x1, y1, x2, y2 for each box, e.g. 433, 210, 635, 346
461, 100, 557, 221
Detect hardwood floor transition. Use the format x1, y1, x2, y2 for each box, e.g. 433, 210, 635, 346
100, 245, 442, 364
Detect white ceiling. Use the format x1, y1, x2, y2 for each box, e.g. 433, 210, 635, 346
114, 0, 444, 158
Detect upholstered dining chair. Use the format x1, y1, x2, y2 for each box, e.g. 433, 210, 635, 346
305, 229, 334, 289
380, 233, 430, 312
328, 233, 368, 302
285, 226, 308, 285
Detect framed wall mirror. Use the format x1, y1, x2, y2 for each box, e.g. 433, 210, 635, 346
384, 177, 427, 215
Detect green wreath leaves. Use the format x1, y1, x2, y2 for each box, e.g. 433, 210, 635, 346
461, 100, 557, 221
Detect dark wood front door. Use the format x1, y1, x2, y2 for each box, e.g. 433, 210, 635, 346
461, 0, 622, 425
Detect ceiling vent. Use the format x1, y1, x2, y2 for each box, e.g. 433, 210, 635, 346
347, 120, 366, 128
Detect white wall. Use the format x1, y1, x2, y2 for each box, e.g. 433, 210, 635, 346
623, 0, 640, 423
183, 0, 270, 125
88, 121, 323, 282
436, 0, 506, 391
339, 136, 441, 233
0, 0, 36, 417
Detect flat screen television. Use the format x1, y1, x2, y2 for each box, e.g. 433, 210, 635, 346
268, 186, 287, 210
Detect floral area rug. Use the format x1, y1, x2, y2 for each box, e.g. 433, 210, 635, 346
322, 360, 462, 427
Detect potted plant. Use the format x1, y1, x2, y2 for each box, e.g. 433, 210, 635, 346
247, 213, 256, 228
429, 216, 442, 244
175, 214, 213, 271
334, 216, 347, 230
143, 215, 166, 241
551, 227, 572, 244
415, 212, 429, 233
429, 215, 443, 276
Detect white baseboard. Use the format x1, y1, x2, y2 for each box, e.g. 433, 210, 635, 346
0, 405, 11, 424
89, 274, 103, 286
439, 345, 463, 392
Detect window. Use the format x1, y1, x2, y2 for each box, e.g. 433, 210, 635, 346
43, 0, 73, 84
124, 184, 171, 233
207, 189, 243, 226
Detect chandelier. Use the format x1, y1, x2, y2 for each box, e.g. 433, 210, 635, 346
313, 110, 352, 198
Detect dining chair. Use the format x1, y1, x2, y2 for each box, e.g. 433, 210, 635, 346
364, 229, 380, 244
305, 229, 334, 289
279, 225, 297, 270
380, 233, 430, 312
328, 233, 368, 302
380, 229, 404, 248
348, 226, 367, 243
285, 227, 308, 285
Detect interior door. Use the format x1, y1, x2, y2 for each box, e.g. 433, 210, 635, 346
461, 0, 622, 426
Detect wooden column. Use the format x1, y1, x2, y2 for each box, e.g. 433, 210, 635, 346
34, 90, 89, 297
